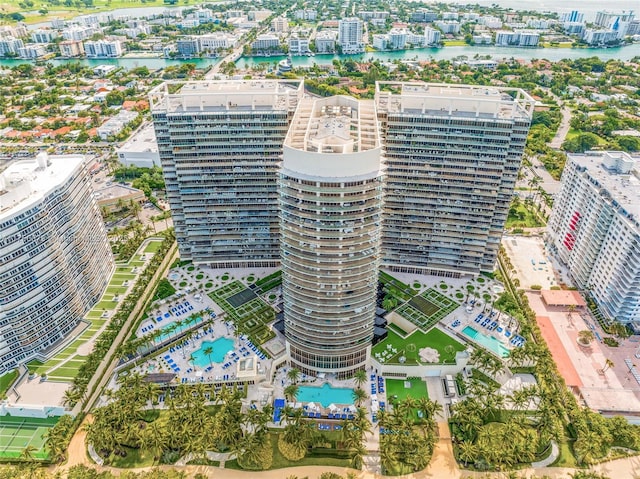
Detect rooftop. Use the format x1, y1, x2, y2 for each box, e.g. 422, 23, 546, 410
0, 153, 85, 219
285, 96, 379, 154
375, 81, 535, 120
117, 122, 158, 153
569, 151, 640, 227
149, 80, 304, 114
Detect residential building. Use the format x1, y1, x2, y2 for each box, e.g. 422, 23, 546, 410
338, 18, 364, 54
435, 20, 461, 35
199, 33, 238, 54
495, 30, 539, 46
481, 16, 503, 29
560, 10, 584, 23
251, 33, 281, 52
473, 33, 493, 44
547, 151, 640, 325
31, 29, 59, 43
375, 82, 534, 276
583, 28, 618, 45
424, 27, 442, 45
410, 10, 437, 23
595, 10, 635, 28
62, 24, 100, 41
18, 44, 47, 59
0, 37, 24, 57
248, 10, 272, 22
388, 28, 408, 49
315, 30, 337, 53
176, 36, 200, 57
0, 153, 113, 375
149, 80, 304, 267
564, 22, 585, 35
280, 95, 383, 378
271, 16, 289, 33
96, 110, 138, 140
84, 39, 123, 58
294, 9, 317, 21
288, 33, 311, 56
59, 39, 85, 57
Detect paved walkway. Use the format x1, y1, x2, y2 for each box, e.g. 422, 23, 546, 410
532, 441, 559, 468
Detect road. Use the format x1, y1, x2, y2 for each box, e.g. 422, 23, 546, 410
550, 103, 572, 149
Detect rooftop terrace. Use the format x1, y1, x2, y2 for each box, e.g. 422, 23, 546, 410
149, 80, 304, 114
375, 81, 535, 120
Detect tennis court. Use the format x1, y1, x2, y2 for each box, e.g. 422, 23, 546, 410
0, 415, 59, 460
227, 288, 259, 308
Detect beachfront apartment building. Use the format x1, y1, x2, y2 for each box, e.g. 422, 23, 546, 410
547, 151, 640, 325
151, 80, 533, 278
150, 80, 533, 375
0, 154, 113, 374
375, 82, 534, 277
280, 96, 383, 378
149, 80, 304, 267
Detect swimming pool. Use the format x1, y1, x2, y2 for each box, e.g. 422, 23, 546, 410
462, 326, 510, 358
155, 315, 204, 343
296, 383, 355, 408
190, 337, 235, 367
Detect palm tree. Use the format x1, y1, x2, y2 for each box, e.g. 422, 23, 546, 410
352, 369, 367, 389
578, 329, 595, 345
20, 445, 37, 462
602, 358, 614, 373
352, 388, 367, 407
284, 384, 299, 403
287, 367, 301, 384
203, 345, 214, 369
456, 441, 477, 466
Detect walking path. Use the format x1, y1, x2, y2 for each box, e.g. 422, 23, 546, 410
532, 441, 559, 468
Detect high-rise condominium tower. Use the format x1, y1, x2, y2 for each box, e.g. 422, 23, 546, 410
376, 82, 534, 277
150, 80, 533, 374
280, 96, 383, 377
0, 153, 113, 374
547, 151, 640, 324
149, 80, 303, 267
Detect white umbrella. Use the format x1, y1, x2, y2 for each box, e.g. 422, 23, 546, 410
307, 402, 317, 410
348, 404, 357, 412
328, 403, 338, 411
294, 402, 302, 409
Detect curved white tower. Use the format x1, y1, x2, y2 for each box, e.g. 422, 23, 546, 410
280, 96, 384, 378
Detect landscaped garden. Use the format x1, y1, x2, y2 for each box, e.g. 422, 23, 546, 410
208, 281, 276, 348
372, 328, 465, 365
395, 288, 459, 331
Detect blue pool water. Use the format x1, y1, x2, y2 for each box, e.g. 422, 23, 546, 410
155, 315, 203, 343
296, 383, 355, 407
462, 326, 510, 358
190, 338, 235, 367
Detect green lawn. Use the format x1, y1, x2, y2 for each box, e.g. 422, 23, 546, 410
506, 202, 545, 229
144, 240, 163, 253
108, 445, 157, 468
373, 328, 465, 365
0, 370, 18, 399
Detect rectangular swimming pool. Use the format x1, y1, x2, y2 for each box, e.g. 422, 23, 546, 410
461, 326, 510, 358
296, 383, 355, 408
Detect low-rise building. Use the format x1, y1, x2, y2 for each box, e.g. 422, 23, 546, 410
96, 110, 138, 140
95, 183, 147, 213
252, 33, 281, 52
315, 30, 337, 53
18, 44, 47, 59
435, 20, 461, 35
116, 122, 160, 168
0, 37, 24, 57
288, 33, 311, 55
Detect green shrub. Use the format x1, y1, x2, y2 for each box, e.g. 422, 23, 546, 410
153, 278, 176, 300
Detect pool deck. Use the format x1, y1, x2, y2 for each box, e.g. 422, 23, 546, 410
444, 303, 519, 357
